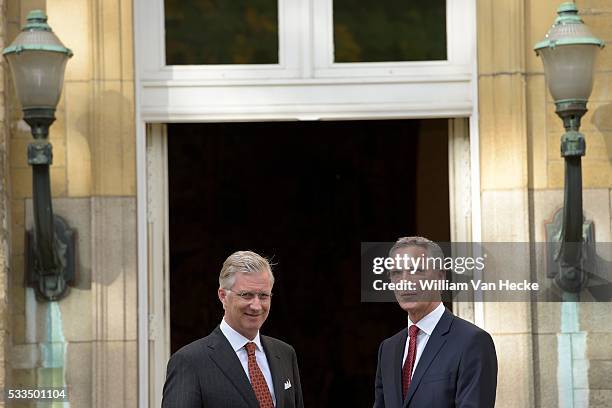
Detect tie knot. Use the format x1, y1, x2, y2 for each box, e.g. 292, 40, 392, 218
245, 342, 257, 356
409, 325, 419, 337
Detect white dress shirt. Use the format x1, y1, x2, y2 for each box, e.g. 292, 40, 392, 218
220, 319, 276, 406
402, 302, 446, 376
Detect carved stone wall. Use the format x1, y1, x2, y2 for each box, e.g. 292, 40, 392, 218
6, 0, 136, 406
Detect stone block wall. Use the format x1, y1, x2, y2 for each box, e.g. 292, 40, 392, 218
478, 0, 612, 406
5, 0, 137, 407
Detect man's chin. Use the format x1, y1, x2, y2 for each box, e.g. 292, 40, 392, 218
242, 314, 266, 328
398, 297, 434, 313
398, 300, 420, 312
395, 292, 419, 305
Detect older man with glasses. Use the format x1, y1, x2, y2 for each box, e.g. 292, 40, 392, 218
162, 250, 304, 408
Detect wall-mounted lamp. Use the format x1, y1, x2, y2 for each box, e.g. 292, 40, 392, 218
3, 10, 75, 301
535, 3, 604, 295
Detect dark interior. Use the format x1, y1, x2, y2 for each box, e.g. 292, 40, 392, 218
168, 119, 450, 407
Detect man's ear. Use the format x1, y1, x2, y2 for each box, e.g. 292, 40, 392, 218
218, 288, 227, 309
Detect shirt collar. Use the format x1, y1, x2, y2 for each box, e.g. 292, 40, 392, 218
220, 318, 263, 353
408, 302, 445, 336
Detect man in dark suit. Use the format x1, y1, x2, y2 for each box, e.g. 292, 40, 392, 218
162, 250, 304, 408
374, 237, 497, 408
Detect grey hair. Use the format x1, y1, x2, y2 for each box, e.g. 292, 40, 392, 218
219, 250, 275, 290
389, 236, 445, 272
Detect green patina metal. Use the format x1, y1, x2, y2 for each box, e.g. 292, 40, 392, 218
28, 142, 53, 166
560, 131, 585, 158
536, 38, 604, 50
3, 11, 75, 302
554, 98, 588, 105
2, 10, 73, 57
23, 9, 51, 31
3, 44, 74, 56
534, 2, 604, 53
555, 100, 587, 133
536, 3, 602, 296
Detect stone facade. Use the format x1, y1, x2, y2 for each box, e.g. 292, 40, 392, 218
478, 0, 612, 406
5, 0, 137, 406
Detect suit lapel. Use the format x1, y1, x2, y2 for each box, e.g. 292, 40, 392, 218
261, 336, 284, 408
207, 327, 259, 408
394, 329, 408, 407
404, 309, 453, 407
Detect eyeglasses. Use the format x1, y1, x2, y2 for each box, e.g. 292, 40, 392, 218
389, 268, 429, 280
227, 290, 273, 302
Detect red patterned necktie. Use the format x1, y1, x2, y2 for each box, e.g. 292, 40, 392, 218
245, 342, 274, 408
402, 325, 420, 400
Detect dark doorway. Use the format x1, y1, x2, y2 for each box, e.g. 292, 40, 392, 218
168, 119, 450, 407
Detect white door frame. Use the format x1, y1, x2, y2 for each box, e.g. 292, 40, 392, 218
134, 0, 482, 405
137, 117, 482, 408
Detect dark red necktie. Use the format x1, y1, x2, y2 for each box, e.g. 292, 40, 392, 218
245, 342, 274, 408
402, 325, 419, 400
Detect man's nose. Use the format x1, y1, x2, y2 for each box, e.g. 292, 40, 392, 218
249, 296, 262, 310
402, 271, 417, 280
403, 273, 423, 286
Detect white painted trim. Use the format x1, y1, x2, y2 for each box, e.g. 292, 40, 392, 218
299, 0, 314, 79
448, 118, 472, 244
135, 0, 476, 122
139, 81, 472, 123
137, 0, 301, 81
466, 0, 484, 329
311, 0, 473, 78
470, 115, 484, 328
448, 118, 475, 323
139, 115, 483, 405
135, 1, 149, 402
136, 117, 149, 408
146, 125, 172, 408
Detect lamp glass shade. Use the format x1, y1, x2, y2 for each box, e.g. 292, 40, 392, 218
3, 10, 72, 111
6, 50, 69, 109
539, 44, 599, 101
534, 3, 604, 102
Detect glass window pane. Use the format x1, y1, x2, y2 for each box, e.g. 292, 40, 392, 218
164, 0, 279, 65
333, 0, 447, 62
